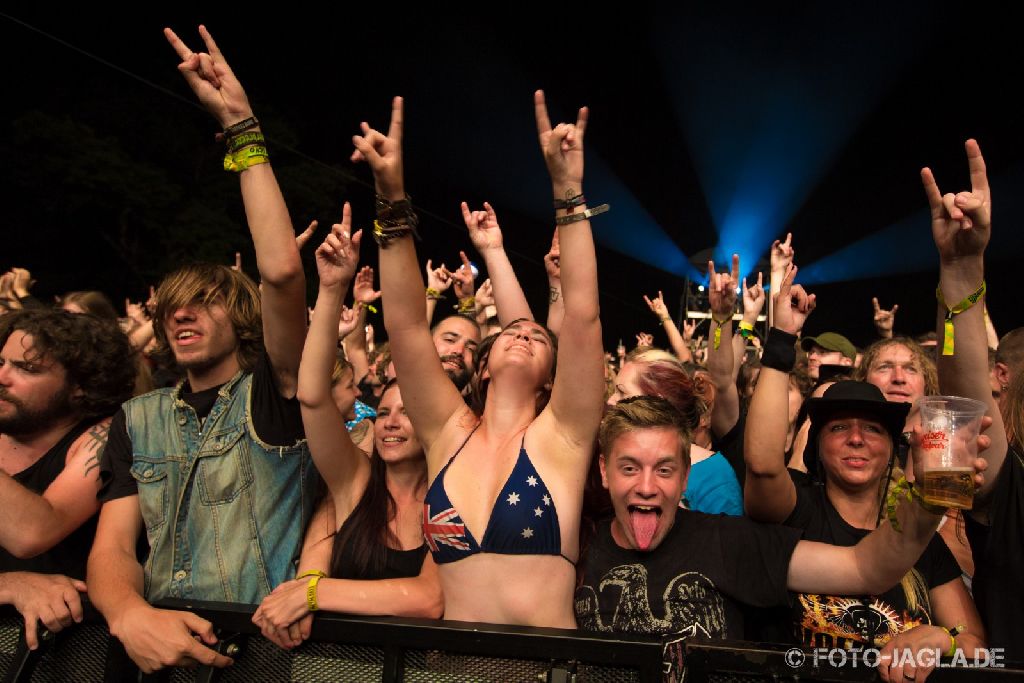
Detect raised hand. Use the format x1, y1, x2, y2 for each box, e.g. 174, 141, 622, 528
164, 26, 253, 128
425, 259, 453, 294
351, 97, 404, 200
644, 291, 671, 321
770, 232, 794, 274
451, 251, 476, 299
682, 319, 697, 341
544, 229, 561, 281
742, 272, 766, 321
872, 297, 898, 338
534, 90, 587, 191
10, 268, 34, 298
296, 220, 318, 251
353, 266, 381, 305
125, 300, 149, 326
336, 305, 359, 340
772, 264, 815, 335
314, 203, 360, 289
476, 279, 496, 308
461, 201, 504, 252
708, 254, 740, 318
636, 332, 654, 348
922, 139, 991, 265
0, 272, 13, 300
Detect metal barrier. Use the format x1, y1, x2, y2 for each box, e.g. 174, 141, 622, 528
3, 602, 1023, 682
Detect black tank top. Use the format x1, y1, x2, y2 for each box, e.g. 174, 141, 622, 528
0, 420, 97, 579
333, 511, 427, 581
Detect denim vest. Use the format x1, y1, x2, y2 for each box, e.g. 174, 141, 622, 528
124, 371, 313, 604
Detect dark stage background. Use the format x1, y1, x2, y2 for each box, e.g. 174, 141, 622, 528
2, 6, 1021, 349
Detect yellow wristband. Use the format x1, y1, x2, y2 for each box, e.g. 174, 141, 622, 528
296, 570, 326, 580
941, 624, 963, 658
306, 574, 323, 611
224, 144, 270, 172
936, 280, 986, 356
711, 315, 731, 350
355, 301, 379, 314
885, 477, 945, 532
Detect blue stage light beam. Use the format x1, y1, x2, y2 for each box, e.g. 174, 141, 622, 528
653, 7, 926, 279
391, 47, 700, 279
799, 165, 1024, 285
585, 153, 703, 280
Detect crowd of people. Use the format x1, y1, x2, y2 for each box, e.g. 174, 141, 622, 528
0, 25, 1021, 683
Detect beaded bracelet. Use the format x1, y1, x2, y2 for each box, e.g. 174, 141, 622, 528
885, 477, 946, 532
457, 296, 475, 314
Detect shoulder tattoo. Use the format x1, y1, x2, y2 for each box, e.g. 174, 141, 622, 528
81, 422, 110, 478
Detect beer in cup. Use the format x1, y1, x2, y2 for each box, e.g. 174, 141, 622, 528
917, 396, 986, 509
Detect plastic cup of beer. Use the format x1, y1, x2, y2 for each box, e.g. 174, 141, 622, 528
917, 396, 987, 509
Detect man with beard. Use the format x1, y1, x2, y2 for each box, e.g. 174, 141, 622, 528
0, 309, 135, 649
375, 315, 480, 395
431, 314, 480, 391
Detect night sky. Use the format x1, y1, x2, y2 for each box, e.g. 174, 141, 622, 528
3, 6, 1022, 350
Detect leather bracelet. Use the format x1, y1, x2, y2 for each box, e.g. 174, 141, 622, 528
224, 116, 259, 136
554, 203, 610, 225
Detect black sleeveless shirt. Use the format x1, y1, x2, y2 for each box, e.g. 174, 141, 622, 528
0, 420, 97, 579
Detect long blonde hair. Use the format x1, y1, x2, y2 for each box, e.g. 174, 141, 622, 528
1002, 369, 1024, 448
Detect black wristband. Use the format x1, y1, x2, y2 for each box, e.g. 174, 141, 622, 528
761, 328, 798, 372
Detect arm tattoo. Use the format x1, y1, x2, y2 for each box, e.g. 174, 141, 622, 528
81, 424, 109, 478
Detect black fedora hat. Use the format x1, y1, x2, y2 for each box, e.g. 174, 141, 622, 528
802, 380, 910, 481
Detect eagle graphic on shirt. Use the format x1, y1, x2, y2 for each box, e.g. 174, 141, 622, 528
575, 563, 725, 638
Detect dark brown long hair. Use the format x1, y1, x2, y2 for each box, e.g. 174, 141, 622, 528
0, 309, 136, 420
329, 380, 425, 578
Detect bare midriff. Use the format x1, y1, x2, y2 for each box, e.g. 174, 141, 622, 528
438, 553, 577, 628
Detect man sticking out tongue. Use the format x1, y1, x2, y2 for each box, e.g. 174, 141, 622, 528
576, 396, 987, 681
